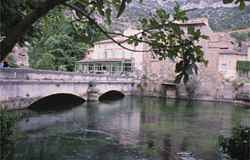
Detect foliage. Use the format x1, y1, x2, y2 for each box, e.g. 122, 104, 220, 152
0, 0, 23, 38
34, 53, 56, 70
0, 109, 17, 160
219, 126, 250, 160
231, 32, 250, 42
6, 54, 18, 68
237, 61, 250, 73
0, 0, 36, 43
188, 5, 250, 32
223, 0, 249, 10
28, 8, 92, 71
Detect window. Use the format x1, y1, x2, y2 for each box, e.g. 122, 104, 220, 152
94, 64, 102, 71
102, 65, 107, 70
237, 61, 250, 79
124, 63, 132, 72
89, 64, 94, 73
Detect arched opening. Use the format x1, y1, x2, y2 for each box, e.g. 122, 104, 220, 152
29, 94, 85, 111
99, 90, 125, 101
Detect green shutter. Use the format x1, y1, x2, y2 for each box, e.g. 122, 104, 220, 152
237, 61, 250, 72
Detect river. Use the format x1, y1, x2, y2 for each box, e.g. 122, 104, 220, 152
11, 96, 250, 160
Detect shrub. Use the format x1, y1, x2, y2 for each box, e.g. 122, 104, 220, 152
219, 126, 250, 160
0, 109, 17, 160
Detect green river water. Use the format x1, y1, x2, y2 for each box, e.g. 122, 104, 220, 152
9, 97, 250, 160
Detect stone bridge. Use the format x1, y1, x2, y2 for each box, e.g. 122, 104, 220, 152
0, 68, 139, 110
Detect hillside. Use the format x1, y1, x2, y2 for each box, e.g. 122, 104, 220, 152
110, 1, 250, 32
187, 5, 250, 31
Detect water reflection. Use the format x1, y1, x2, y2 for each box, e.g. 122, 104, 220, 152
12, 97, 250, 160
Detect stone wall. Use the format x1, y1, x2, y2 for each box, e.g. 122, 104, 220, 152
139, 49, 249, 104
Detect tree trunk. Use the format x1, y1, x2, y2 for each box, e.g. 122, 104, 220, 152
0, 0, 68, 61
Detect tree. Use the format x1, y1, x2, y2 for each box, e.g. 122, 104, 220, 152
28, 8, 98, 71
0, 0, 248, 82
0, 109, 17, 160
0, 0, 68, 61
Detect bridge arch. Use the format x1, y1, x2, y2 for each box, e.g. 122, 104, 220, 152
29, 93, 86, 110
99, 90, 125, 101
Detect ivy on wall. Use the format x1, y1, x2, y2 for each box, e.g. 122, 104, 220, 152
237, 61, 250, 73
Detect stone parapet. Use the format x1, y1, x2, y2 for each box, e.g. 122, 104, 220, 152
0, 68, 136, 82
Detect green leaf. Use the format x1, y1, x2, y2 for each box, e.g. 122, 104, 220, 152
96, 0, 105, 16
175, 61, 184, 73
187, 26, 195, 34
239, 1, 246, 10
156, 9, 166, 19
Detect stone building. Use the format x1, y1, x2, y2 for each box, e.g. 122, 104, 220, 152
76, 18, 250, 102
76, 28, 147, 77
142, 18, 250, 100
210, 34, 250, 81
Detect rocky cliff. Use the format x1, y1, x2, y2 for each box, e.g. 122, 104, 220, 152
111, 0, 250, 32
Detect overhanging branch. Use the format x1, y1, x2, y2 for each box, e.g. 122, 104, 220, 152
63, 2, 152, 53
0, 0, 69, 61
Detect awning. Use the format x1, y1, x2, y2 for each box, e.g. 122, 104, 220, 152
77, 58, 132, 63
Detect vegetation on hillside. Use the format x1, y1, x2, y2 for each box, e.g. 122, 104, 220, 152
110, 1, 250, 32
231, 31, 250, 42
188, 5, 250, 31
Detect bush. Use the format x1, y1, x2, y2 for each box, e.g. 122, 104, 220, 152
0, 109, 17, 160
219, 126, 250, 160
231, 32, 250, 42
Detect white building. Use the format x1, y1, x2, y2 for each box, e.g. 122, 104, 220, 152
76, 28, 147, 77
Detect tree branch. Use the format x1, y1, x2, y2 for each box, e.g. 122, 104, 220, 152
63, 2, 152, 53
0, 0, 69, 61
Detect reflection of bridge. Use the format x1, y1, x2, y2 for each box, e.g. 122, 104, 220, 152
0, 68, 139, 109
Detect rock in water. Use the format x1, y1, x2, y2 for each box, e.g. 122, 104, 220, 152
177, 152, 197, 160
